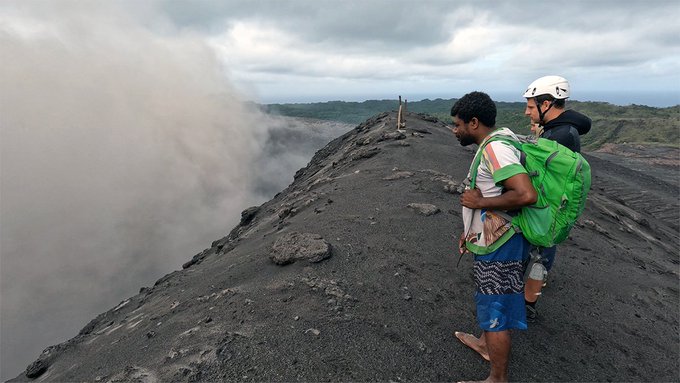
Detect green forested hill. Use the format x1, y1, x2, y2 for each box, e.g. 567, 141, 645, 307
264, 99, 680, 150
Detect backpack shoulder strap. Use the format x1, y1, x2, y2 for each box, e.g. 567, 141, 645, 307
468, 135, 521, 189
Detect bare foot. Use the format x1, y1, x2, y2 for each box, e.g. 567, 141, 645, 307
454, 331, 490, 362
457, 379, 503, 383
457, 376, 508, 383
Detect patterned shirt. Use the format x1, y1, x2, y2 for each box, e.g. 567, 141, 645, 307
462, 128, 527, 253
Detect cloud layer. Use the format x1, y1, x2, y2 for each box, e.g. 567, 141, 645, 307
164, 0, 680, 104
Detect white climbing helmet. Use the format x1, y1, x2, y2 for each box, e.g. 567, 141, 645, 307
523, 75, 570, 99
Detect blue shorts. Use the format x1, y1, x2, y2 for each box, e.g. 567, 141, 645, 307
540, 245, 557, 272
473, 234, 530, 332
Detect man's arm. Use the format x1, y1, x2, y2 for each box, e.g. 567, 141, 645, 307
460, 173, 537, 210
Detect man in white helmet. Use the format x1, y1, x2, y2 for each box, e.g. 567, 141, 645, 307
522, 75, 591, 321
523, 75, 591, 152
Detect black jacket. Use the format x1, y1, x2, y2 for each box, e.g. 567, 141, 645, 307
542, 109, 591, 153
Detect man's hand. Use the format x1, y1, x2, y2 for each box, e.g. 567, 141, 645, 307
460, 188, 484, 209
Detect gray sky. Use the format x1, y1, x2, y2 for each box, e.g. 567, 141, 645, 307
3, 1, 679, 105
0, 0, 679, 379
170, 0, 680, 105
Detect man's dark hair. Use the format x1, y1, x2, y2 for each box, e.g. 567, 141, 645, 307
535, 94, 566, 108
450, 91, 496, 128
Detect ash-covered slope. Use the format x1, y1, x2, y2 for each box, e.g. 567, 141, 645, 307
12, 112, 679, 382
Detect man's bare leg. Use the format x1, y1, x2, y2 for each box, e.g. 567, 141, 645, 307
457, 330, 511, 383
524, 278, 543, 303
454, 331, 490, 361
484, 330, 511, 382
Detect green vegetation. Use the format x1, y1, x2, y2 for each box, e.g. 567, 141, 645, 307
264, 100, 405, 124
264, 99, 680, 150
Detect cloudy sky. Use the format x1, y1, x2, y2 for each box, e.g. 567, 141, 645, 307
4, 1, 680, 105
0, 0, 679, 379
171, 0, 680, 105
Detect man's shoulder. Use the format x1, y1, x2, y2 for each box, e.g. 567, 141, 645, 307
489, 127, 518, 139
480, 137, 523, 174
546, 121, 577, 131
542, 124, 579, 147
485, 133, 521, 156
545, 109, 591, 135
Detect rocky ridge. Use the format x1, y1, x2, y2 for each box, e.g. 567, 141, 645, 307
11, 112, 679, 382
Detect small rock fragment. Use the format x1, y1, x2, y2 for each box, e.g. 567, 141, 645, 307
352, 147, 380, 161
378, 131, 406, 141
383, 171, 414, 181
443, 180, 460, 194
305, 328, 321, 336
407, 203, 441, 216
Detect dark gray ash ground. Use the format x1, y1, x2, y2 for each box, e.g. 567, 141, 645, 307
10, 112, 679, 382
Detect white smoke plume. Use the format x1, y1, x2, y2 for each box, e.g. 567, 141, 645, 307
0, 2, 308, 378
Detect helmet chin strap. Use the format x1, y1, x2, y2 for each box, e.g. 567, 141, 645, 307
534, 98, 555, 125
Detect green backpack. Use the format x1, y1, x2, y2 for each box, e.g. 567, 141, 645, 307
469, 135, 591, 248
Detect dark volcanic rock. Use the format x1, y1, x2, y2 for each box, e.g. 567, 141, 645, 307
239, 206, 260, 226
407, 203, 441, 216
351, 147, 381, 160
24, 359, 47, 379
10, 111, 679, 383
383, 170, 414, 180
270, 232, 332, 265
377, 131, 406, 141
181, 248, 213, 269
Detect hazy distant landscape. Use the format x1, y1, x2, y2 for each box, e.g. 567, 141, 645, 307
265, 98, 680, 150
265, 98, 680, 189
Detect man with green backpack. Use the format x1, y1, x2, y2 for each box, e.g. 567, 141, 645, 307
522, 75, 592, 321
451, 90, 591, 381
451, 91, 538, 382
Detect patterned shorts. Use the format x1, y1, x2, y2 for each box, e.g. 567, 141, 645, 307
473, 234, 530, 331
